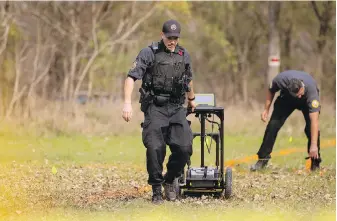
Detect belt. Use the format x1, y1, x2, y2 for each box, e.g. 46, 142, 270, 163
153, 95, 182, 106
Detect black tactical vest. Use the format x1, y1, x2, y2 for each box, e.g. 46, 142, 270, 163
146, 42, 186, 97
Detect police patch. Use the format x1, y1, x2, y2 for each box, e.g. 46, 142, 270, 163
311, 100, 319, 108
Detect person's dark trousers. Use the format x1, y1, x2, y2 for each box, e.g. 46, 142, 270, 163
257, 97, 295, 159
142, 103, 193, 186
257, 96, 321, 163
302, 107, 322, 167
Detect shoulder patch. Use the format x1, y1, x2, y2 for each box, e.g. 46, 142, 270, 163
151, 42, 158, 50
311, 100, 319, 108
131, 61, 137, 70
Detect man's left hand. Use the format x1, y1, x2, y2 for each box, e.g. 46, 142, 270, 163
309, 144, 319, 159
188, 100, 196, 112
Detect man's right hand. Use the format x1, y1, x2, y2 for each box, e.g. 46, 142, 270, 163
188, 100, 197, 113
309, 144, 319, 159
122, 102, 133, 122
261, 109, 269, 122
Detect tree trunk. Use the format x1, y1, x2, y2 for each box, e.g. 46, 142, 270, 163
315, 54, 323, 95
266, 2, 281, 89
242, 63, 250, 105
283, 22, 292, 70
5, 43, 28, 119
311, 1, 334, 91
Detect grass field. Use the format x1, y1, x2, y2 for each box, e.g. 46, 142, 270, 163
0, 102, 335, 220
0, 129, 335, 221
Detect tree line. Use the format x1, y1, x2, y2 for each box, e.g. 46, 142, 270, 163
0, 1, 335, 119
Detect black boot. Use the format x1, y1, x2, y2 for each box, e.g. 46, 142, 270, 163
311, 158, 322, 171
250, 159, 269, 171
163, 182, 177, 201
163, 173, 177, 201
151, 185, 163, 204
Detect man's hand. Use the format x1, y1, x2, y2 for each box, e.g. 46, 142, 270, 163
261, 109, 269, 122
261, 89, 274, 123
122, 102, 133, 122
188, 100, 197, 112
309, 143, 319, 159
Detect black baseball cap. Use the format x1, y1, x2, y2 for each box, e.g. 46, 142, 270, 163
162, 19, 181, 38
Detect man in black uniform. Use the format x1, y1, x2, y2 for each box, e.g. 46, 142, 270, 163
122, 20, 196, 204
251, 70, 321, 171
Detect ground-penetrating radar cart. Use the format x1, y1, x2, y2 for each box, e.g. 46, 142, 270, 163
175, 93, 232, 199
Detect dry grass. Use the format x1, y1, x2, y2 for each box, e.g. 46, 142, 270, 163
0, 100, 335, 220
1, 98, 335, 138
0, 161, 335, 220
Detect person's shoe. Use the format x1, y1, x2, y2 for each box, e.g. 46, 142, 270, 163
163, 182, 177, 201
250, 159, 269, 171
311, 158, 322, 171
151, 185, 163, 204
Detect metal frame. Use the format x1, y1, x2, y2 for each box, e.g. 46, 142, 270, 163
181, 106, 225, 191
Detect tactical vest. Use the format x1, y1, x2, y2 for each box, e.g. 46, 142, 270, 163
144, 42, 187, 98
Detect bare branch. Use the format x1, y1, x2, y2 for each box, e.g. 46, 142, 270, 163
31, 45, 56, 88
92, 3, 98, 51
115, 19, 126, 36
32, 19, 41, 84
0, 24, 9, 56
113, 4, 157, 43
5, 85, 27, 119
311, 1, 322, 21
95, 2, 112, 24
6, 41, 29, 118
30, 11, 67, 37
73, 3, 158, 97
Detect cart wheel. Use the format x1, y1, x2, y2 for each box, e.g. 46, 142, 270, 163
224, 167, 232, 199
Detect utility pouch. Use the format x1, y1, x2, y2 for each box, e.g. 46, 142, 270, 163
139, 88, 152, 113
153, 95, 170, 106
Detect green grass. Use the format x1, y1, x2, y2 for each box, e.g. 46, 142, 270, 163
1, 133, 334, 167
0, 130, 335, 220
4, 204, 336, 221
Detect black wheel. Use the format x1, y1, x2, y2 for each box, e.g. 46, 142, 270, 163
224, 167, 232, 199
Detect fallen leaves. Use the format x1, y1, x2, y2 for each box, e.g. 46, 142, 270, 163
0, 162, 335, 214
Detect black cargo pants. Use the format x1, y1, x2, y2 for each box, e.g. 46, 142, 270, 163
257, 96, 321, 163
142, 103, 193, 186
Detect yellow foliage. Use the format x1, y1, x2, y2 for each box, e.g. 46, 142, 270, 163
157, 1, 191, 16
9, 24, 20, 39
